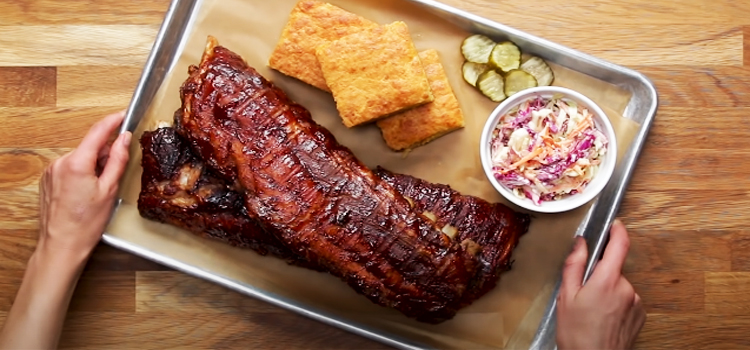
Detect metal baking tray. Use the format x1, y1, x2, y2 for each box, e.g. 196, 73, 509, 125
107, 0, 658, 348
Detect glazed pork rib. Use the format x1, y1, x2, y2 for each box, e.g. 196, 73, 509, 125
374, 167, 530, 304
138, 127, 530, 307
138, 127, 320, 270
174, 37, 480, 322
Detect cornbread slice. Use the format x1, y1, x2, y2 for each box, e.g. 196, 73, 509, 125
377, 49, 465, 151
316, 21, 434, 127
268, 0, 378, 92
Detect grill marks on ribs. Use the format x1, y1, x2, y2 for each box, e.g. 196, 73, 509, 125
174, 37, 480, 322
374, 167, 531, 304
138, 37, 531, 323
138, 127, 319, 269
138, 126, 531, 309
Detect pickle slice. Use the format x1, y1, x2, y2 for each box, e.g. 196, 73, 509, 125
520, 56, 554, 86
477, 70, 506, 102
489, 42, 521, 73
504, 69, 538, 97
462, 61, 489, 87
461, 34, 496, 64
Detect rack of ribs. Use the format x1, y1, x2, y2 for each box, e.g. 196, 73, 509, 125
374, 167, 530, 304
138, 36, 530, 323
138, 127, 530, 306
138, 126, 320, 270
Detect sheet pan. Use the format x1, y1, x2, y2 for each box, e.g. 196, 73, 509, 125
107, 0, 658, 348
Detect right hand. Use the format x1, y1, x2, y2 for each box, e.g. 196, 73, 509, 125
556, 220, 646, 350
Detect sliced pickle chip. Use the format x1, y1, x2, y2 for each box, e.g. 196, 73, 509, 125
462, 61, 489, 87
477, 70, 506, 102
520, 56, 554, 86
461, 34, 496, 64
489, 41, 521, 73
504, 69, 538, 97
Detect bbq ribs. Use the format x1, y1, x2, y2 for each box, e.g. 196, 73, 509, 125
137, 36, 530, 323
375, 167, 530, 304
138, 126, 320, 270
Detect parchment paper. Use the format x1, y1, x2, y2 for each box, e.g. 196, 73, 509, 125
108, 0, 641, 348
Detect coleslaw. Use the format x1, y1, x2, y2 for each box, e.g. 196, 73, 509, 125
489, 95, 609, 205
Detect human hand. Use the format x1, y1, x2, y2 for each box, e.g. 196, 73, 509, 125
556, 220, 646, 350
38, 111, 131, 261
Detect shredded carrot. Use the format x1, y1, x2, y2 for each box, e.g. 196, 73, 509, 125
526, 159, 543, 169
567, 120, 591, 139
489, 96, 609, 206
567, 113, 593, 138
508, 147, 543, 170
538, 123, 550, 139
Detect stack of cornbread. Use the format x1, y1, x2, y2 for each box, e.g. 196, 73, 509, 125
269, 0, 464, 151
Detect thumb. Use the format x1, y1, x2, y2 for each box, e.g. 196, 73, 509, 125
560, 236, 588, 301
99, 131, 132, 191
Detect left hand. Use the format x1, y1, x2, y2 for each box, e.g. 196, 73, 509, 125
38, 111, 132, 260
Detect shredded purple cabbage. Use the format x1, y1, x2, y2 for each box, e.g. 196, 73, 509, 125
489, 96, 609, 206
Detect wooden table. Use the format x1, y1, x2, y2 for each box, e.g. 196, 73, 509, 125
0, 0, 747, 348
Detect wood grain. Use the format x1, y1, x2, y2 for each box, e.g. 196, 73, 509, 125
625, 230, 731, 273
0, 231, 163, 273
620, 191, 750, 231
730, 232, 750, 272
0, 272, 134, 318
0, 273, 24, 311
57, 66, 141, 107
628, 148, 750, 191
0, 0, 747, 349
0, 108, 122, 148
0, 149, 67, 230
0, 67, 56, 107
68, 271, 135, 313
0, 230, 37, 271
84, 244, 171, 272
0, 148, 55, 188
0, 25, 157, 66
636, 314, 750, 349
0, 0, 169, 25
522, 26, 743, 67
705, 272, 750, 315
439, 0, 750, 26
136, 272, 281, 314
638, 67, 750, 107
627, 272, 704, 314
55, 312, 389, 350
641, 107, 750, 150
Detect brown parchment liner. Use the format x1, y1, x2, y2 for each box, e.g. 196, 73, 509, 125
107, 0, 640, 348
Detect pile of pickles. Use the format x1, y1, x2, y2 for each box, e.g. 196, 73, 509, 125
461, 34, 554, 103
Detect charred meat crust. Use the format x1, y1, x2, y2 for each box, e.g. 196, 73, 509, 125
175, 40, 477, 322
138, 127, 317, 269
137, 37, 531, 323
374, 167, 530, 304
138, 127, 531, 310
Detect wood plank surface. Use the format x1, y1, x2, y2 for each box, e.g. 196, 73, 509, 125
0, 25, 157, 66
57, 66, 141, 107
0, 108, 122, 148
0, 67, 56, 107
0, 0, 747, 349
637, 67, 750, 107
637, 315, 750, 349
0, 1, 170, 25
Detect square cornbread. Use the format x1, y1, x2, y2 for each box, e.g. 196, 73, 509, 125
316, 21, 434, 127
268, 0, 378, 92
376, 49, 465, 151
